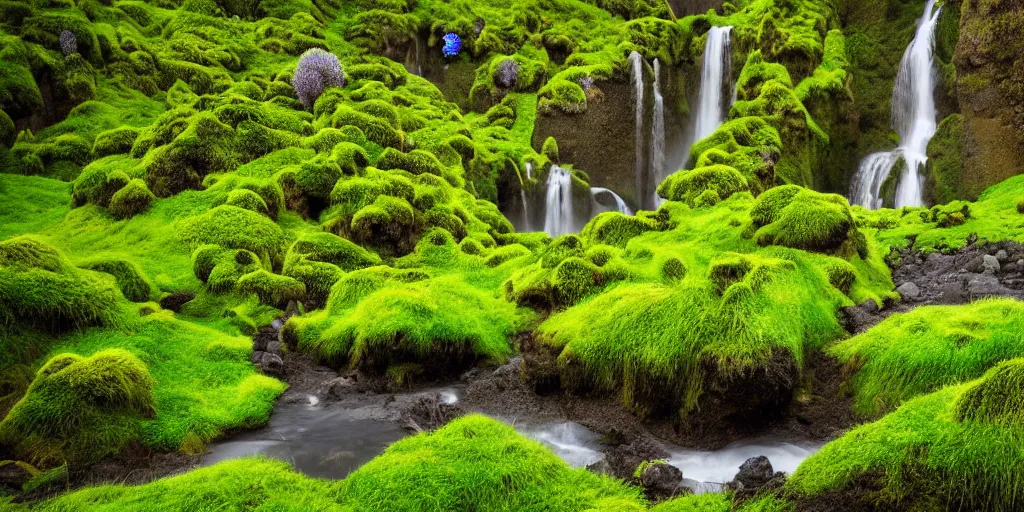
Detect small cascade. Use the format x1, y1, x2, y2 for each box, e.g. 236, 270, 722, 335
850, 152, 900, 209
649, 59, 666, 208
850, 0, 941, 208
629, 51, 646, 207
590, 187, 633, 216
520, 162, 533, 231
543, 165, 575, 237
682, 26, 733, 164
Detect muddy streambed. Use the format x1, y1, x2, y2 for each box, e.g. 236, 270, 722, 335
203, 387, 823, 492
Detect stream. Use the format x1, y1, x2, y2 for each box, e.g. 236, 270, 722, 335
204, 388, 823, 491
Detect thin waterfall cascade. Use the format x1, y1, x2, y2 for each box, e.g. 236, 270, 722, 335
543, 166, 575, 237
682, 26, 733, 164
520, 162, 533, 231
850, 152, 901, 209
629, 51, 646, 207
850, 0, 941, 208
520, 189, 531, 232
590, 187, 634, 216
650, 59, 666, 208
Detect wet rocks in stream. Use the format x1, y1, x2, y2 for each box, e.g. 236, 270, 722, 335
727, 455, 787, 502
251, 324, 285, 377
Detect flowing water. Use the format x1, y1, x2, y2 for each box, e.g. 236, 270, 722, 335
850, 0, 941, 208
591, 187, 633, 216
203, 397, 407, 479
629, 51, 646, 207
679, 26, 733, 167
520, 163, 533, 232
650, 59, 666, 208
207, 389, 821, 492
543, 165, 575, 236
668, 439, 824, 493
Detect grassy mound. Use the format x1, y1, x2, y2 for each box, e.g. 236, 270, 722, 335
830, 299, 1024, 417
529, 193, 893, 418
285, 228, 535, 377
789, 359, 1024, 510
0, 349, 154, 465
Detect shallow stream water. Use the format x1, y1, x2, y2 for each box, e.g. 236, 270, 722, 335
205, 389, 823, 490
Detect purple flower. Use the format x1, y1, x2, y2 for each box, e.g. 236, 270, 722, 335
496, 58, 518, 89
442, 33, 462, 58
293, 48, 345, 110
578, 76, 593, 91
60, 30, 77, 57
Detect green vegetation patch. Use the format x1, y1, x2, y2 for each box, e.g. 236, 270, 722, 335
789, 362, 1024, 510
830, 299, 1024, 417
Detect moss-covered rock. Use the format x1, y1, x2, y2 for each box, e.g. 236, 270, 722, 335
0, 349, 155, 465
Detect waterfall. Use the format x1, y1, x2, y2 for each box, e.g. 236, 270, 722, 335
650, 59, 666, 208
520, 162, 533, 231
543, 165, 575, 237
850, 0, 941, 208
591, 187, 634, 216
849, 152, 901, 209
684, 26, 733, 163
629, 51, 646, 208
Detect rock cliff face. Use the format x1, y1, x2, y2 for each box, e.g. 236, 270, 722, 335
942, 0, 1024, 200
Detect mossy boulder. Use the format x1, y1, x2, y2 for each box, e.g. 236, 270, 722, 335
0, 349, 155, 465
109, 179, 156, 220
79, 259, 151, 303
751, 186, 864, 255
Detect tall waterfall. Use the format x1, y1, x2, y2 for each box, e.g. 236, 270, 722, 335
543, 166, 575, 237
850, 0, 941, 208
650, 59, 666, 208
684, 26, 733, 163
629, 51, 646, 208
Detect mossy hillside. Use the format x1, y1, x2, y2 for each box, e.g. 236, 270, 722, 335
285, 229, 534, 376
789, 360, 1024, 511
527, 192, 893, 417
829, 299, 1024, 417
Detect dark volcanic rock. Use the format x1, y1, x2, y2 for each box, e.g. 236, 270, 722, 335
158, 292, 194, 313
727, 455, 787, 501
589, 436, 670, 481
638, 462, 683, 499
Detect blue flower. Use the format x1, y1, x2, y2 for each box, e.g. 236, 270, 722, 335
442, 33, 462, 58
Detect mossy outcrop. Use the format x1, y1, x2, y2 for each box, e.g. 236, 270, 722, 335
0, 349, 155, 465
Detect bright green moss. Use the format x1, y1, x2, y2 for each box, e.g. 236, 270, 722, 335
92, 127, 140, 159
830, 299, 1024, 417
789, 371, 1024, 511
237, 269, 305, 307
650, 493, 731, 511
224, 188, 269, 214
658, 164, 749, 206
541, 136, 559, 163
178, 205, 287, 263
0, 349, 154, 465
752, 187, 862, 255
339, 414, 646, 511
287, 269, 521, 371
78, 259, 151, 303
580, 212, 663, 248
34, 415, 649, 511
955, 358, 1024, 428
0, 236, 124, 332
108, 179, 156, 220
